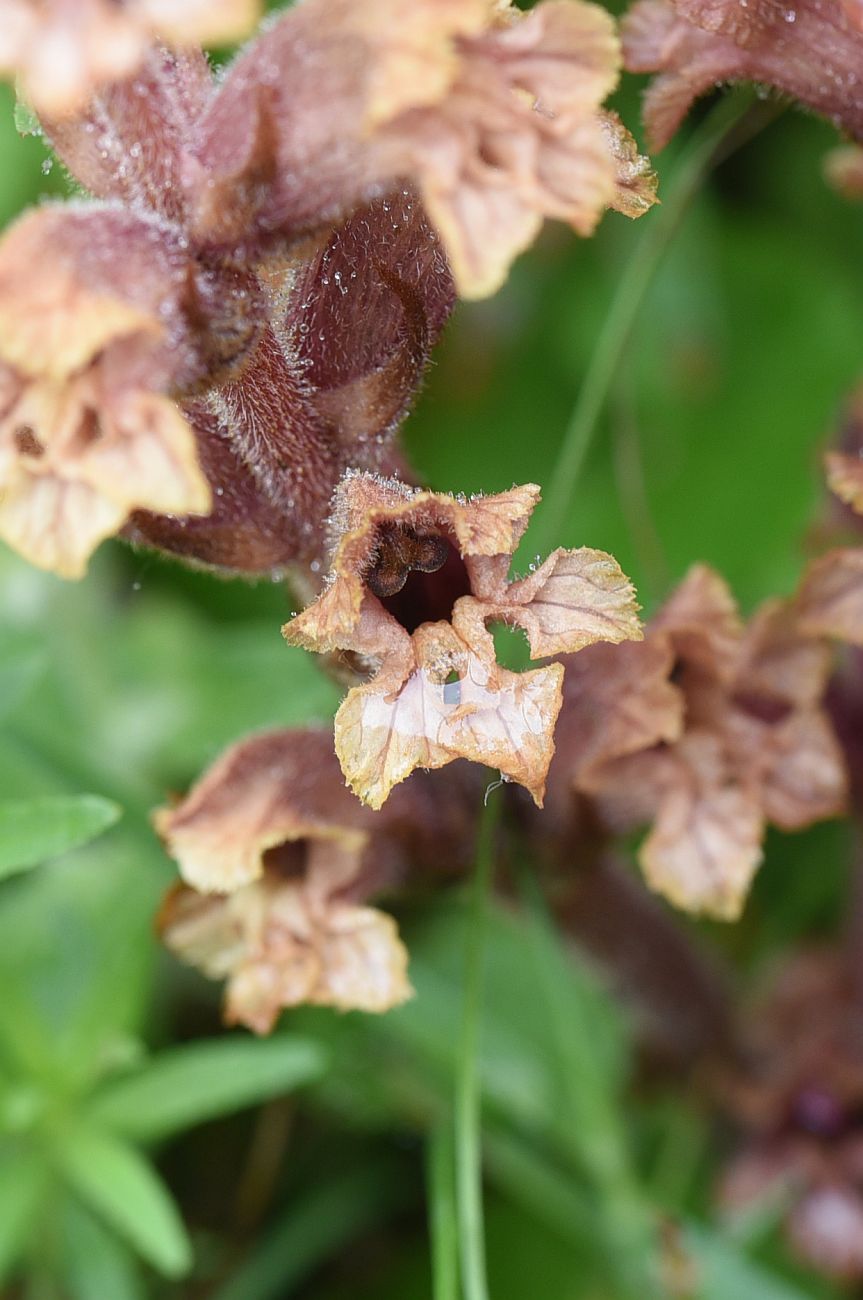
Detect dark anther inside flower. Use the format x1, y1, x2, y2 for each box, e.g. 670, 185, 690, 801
365, 524, 472, 632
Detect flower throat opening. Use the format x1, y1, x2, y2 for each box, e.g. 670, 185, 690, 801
365, 523, 472, 634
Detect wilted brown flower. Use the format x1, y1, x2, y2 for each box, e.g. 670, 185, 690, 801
556, 566, 847, 919
283, 472, 643, 809
797, 448, 863, 645
188, 0, 656, 297
156, 727, 472, 1031
718, 950, 863, 1282
0, 0, 259, 118
0, 205, 216, 577
622, 0, 863, 151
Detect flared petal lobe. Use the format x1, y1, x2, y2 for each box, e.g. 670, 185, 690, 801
0, 206, 212, 577
0, 0, 258, 118
622, 0, 863, 151
189, 0, 655, 296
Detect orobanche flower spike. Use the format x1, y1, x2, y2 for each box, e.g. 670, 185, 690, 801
284, 472, 643, 809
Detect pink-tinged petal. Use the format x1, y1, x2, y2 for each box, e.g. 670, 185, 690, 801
797, 548, 863, 645
190, 0, 645, 296
154, 729, 370, 893
486, 545, 643, 657
554, 638, 684, 789
139, 0, 260, 45
160, 879, 412, 1032
640, 732, 764, 920
788, 1185, 863, 1280
623, 0, 863, 152
651, 563, 743, 681
335, 630, 564, 809
0, 471, 125, 580
734, 599, 834, 709
284, 471, 638, 805
4, 2, 252, 122
757, 711, 848, 829
826, 450, 863, 514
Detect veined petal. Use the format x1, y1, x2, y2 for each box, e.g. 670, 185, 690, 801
487, 545, 643, 657
797, 549, 863, 645
0, 470, 125, 580
335, 631, 564, 808
826, 450, 863, 514
640, 733, 764, 921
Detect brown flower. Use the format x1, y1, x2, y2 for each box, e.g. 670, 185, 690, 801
557, 566, 846, 919
155, 728, 470, 1031
718, 950, 863, 1282
189, 0, 656, 298
283, 472, 643, 809
797, 452, 863, 645
622, 0, 863, 152
0, 206, 212, 577
1, 0, 259, 118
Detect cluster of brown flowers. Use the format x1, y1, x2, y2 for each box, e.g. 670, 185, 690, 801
4, 22, 863, 1280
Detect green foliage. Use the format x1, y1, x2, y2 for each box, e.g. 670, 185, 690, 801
88, 1037, 329, 1141
0, 794, 120, 879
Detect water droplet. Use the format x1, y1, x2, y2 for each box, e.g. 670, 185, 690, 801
40, 158, 53, 176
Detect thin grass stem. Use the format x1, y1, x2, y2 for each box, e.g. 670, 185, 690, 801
533, 90, 766, 556
427, 1122, 460, 1300
454, 788, 500, 1300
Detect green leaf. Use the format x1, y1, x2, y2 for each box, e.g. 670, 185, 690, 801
0, 648, 45, 724
88, 1035, 328, 1142
0, 1147, 46, 1282
58, 1127, 192, 1278
0, 795, 121, 879
59, 1198, 146, 1300
213, 1160, 405, 1300
685, 1224, 815, 1300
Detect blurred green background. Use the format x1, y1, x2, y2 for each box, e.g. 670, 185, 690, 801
0, 7, 861, 1296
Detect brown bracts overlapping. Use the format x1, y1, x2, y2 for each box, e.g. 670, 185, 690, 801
284, 472, 643, 808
